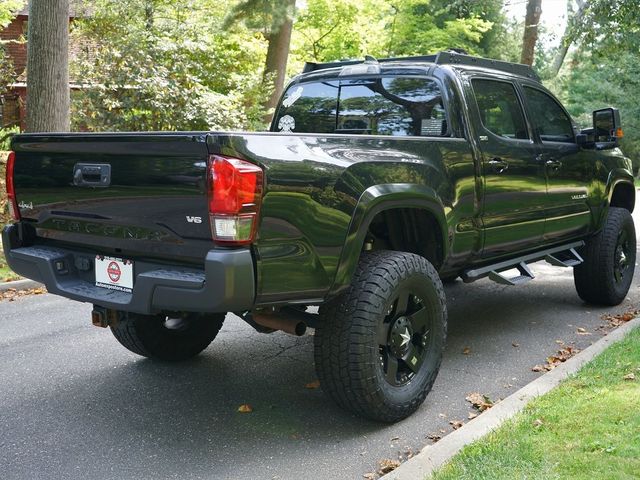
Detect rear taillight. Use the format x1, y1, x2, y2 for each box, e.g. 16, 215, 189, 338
207, 154, 263, 245
5, 151, 20, 221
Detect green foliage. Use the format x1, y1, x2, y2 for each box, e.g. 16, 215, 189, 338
292, 0, 361, 62
0, 0, 23, 29
290, 0, 506, 74
0, 0, 23, 93
572, 0, 640, 51
0, 126, 19, 150
558, 48, 640, 161
224, 0, 295, 36
71, 0, 270, 132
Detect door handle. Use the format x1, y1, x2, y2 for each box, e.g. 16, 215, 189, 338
545, 159, 562, 171
488, 158, 509, 174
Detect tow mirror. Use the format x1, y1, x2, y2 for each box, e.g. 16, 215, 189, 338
593, 108, 622, 143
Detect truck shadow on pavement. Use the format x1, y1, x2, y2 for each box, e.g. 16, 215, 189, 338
5, 268, 635, 480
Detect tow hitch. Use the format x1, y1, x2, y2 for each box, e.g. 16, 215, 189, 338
91, 307, 119, 328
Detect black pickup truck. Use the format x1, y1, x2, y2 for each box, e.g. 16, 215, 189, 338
3, 52, 636, 422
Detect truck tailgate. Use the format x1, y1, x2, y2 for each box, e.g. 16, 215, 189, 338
11, 133, 214, 263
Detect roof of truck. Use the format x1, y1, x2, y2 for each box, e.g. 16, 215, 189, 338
298, 51, 541, 83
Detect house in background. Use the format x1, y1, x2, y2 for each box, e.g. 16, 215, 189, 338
0, 2, 88, 130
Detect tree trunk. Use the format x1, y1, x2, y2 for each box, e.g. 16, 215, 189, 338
26, 0, 70, 132
520, 0, 542, 66
549, 0, 588, 78
263, 0, 295, 122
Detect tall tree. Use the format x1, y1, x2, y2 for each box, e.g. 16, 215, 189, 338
26, 0, 70, 132
549, 0, 587, 78
225, 0, 296, 118
520, 0, 542, 65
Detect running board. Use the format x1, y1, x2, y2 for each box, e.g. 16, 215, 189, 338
461, 241, 584, 285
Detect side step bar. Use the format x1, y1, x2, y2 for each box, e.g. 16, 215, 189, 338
461, 241, 584, 286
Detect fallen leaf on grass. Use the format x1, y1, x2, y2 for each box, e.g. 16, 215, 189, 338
377, 459, 400, 475
462, 346, 471, 355
237, 404, 253, 413
466, 392, 494, 412
304, 380, 320, 389
449, 420, 464, 430
532, 418, 544, 428
623, 373, 636, 381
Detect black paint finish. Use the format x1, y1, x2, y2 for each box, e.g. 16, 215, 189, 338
7, 61, 636, 311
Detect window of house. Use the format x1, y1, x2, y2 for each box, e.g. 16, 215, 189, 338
472, 79, 529, 140
522, 86, 574, 143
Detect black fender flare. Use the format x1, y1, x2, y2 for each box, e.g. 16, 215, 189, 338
328, 183, 448, 296
600, 170, 635, 227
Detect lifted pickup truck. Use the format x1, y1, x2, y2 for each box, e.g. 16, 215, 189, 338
3, 52, 636, 422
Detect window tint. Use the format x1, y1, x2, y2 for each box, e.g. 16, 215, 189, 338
337, 78, 446, 137
274, 81, 338, 134
472, 79, 528, 140
523, 87, 574, 143
274, 77, 447, 137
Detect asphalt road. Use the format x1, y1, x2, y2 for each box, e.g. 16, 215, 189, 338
1, 217, 639, 480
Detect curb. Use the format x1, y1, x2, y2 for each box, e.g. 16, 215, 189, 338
381, 317, 640, 480
0, 278, 43, 292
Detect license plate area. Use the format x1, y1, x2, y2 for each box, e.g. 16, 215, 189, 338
95, 256, 134, 293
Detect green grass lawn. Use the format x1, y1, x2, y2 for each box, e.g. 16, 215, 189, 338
0, 249, 20, 282
432, 327, 640, 480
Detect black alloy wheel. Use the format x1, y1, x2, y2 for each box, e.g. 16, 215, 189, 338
314, 250, 447, 422
574, 207, 636, 306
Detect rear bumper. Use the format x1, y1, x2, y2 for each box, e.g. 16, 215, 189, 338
2, 224, 255, 315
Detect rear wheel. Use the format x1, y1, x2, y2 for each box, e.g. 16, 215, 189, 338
110, 312, 225, 361
314, 251, 447, 422
574, 207, 636, 306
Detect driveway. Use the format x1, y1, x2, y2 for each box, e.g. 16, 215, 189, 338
1, 214, 638, 480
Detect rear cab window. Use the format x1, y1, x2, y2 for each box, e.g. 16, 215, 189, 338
273, 77, 449, 137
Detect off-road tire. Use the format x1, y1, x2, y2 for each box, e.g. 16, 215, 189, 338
314, 251, 447, 423
111, 312, 225, 361
574, 207, 636, 306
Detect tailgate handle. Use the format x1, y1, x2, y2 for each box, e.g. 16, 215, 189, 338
73, 163, 111, 187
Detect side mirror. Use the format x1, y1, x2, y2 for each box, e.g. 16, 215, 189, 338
593, 107, 622, 143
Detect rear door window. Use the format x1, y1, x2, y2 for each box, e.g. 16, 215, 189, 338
273, 77, 447, 137
472, 79, 529, 140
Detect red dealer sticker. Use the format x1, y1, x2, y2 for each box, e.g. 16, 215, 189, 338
107, 261, 121, 282
96, 256, 134, 293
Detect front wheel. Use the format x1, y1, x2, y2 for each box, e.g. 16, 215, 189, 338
110, 312, 225, 361
314, 251, 447, 423
574, 207, 636, 306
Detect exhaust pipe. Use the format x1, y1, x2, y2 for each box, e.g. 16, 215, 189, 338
251, 311, 307, 336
